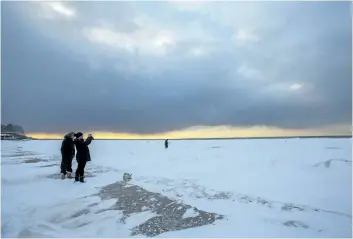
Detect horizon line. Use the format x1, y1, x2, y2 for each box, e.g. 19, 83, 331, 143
29, 135, 352, 140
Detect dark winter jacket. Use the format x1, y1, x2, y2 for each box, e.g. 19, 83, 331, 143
74, 136, 94, 163
61, 132, 75, 160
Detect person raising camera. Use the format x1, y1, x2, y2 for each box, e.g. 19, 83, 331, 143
73, 132, 94, 183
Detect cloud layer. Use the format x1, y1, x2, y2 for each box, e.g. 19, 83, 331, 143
2, 1, 352, 134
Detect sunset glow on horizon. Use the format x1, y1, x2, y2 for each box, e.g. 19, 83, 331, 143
27, 125, 351, 139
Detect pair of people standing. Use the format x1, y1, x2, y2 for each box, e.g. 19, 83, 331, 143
60, 132, 94, 183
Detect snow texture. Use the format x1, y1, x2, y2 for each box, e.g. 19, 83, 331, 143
1, 138, 352, 237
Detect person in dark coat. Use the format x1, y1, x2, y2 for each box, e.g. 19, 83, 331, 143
73, 132, 94, 182
165, 139, 169, 149
60, 132, 75, 179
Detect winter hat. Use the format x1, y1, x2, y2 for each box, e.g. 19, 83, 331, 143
64, 132, 75, 138
74, 132, 83, 138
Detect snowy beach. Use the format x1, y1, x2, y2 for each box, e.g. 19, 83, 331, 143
1, 138, 352, 237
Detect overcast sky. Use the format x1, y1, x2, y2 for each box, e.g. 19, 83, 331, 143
2, 1, 352, 135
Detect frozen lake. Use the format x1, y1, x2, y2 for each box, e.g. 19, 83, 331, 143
1, 138, 352, 237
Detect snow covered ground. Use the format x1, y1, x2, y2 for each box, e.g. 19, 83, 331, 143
1, 138, 352, 237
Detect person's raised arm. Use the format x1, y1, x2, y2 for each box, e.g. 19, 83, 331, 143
84, 134, 94, 145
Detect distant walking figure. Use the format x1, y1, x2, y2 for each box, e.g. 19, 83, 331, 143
73, 132, 94, 183
165, 139, 169, 149
60, 132, 75, 179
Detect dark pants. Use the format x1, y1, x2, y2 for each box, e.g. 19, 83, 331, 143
75, 161, 86, 182
60, 157, 73, 175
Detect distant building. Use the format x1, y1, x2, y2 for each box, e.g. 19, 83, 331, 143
0, 132, 30, 140
1, 133, 15, 140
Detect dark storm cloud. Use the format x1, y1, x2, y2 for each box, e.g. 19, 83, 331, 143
1, 1, 351, 134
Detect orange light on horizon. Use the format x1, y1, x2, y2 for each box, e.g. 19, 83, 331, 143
26, 124, 351, 140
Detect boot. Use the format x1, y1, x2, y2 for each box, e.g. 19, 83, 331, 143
61, 173, 65, 180
79, 176, 85, 183
67, 172, 72, 179
75, 175, 79, 182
